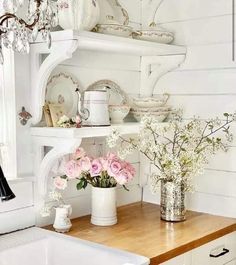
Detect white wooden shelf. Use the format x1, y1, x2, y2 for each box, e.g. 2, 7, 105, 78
30, 30, 186, 125
31, 122, 140, 139
31, 122, 143, 202
33, 30, 186, 56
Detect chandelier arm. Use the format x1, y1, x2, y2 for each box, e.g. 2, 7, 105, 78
0, 0, 44, 33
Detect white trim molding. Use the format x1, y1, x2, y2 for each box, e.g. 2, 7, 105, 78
0, 47, 17, 179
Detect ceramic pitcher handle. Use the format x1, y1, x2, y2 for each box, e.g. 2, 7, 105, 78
163, 93, 170, 104
68, 206, 72, 217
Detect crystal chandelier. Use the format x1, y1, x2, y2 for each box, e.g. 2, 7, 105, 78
0, 0, 58, 63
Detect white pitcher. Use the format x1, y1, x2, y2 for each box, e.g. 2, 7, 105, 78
53, 205, 72, 233
58, 0, 100, 31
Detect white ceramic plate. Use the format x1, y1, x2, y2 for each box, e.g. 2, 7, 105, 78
86, 79, 129, 105
46, 73, 80, 117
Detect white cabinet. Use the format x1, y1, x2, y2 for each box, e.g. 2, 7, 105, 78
192, 232, 236, 265
161, 232, 236, 265
224, 259, 236, 265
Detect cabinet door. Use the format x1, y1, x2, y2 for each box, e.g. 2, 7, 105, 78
192, 232, 236, 265
161, 252, 191, 265
224, 259, 236, 265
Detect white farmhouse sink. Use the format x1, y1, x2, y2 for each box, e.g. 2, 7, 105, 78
0, 227, 149, 265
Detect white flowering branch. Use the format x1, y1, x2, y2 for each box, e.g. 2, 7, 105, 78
107, 113, 236, 192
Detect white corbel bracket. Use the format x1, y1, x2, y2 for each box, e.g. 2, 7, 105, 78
140, 54, 186, 96
30, 39, 79, 125
33, 137, 82, 213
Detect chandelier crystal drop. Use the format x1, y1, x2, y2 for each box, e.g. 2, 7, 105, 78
0, 0, 58, 63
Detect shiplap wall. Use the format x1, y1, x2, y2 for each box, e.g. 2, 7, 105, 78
142, 0, 236, 218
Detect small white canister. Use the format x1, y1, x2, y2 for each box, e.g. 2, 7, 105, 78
83, 90, 110, 126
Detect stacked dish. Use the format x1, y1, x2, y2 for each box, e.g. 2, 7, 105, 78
132, 22, 174, 44
94, 15, 133, 38
131, 94, 171, 122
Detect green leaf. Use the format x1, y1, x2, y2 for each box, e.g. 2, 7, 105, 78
76, 178, 87, 190
224, 113, 229, 117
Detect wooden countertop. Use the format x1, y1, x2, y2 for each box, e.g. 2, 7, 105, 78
45, 202, 236, 264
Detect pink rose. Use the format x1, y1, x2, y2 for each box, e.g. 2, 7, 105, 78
107, 160, 122, 177
72, 147, 86, 160
79, 156, 91, 172
65, 160, 81, 179
54, 176, 67, 190
75, 115, 81, 124
114, 169, 133, 185
124, 162, 136, 177
90, 159, 102, 176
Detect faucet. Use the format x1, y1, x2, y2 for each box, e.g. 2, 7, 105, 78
75, 88, 90, 125
0, 166, 15, 202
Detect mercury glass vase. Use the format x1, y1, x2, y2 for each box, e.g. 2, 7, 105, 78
160, 181, 186, 222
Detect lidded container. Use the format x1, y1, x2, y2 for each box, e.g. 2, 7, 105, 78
83, 88, 110, 126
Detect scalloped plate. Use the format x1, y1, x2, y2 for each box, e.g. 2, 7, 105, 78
46, 72, 80, 117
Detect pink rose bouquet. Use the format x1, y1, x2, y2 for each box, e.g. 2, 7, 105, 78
56, 148, 135, 190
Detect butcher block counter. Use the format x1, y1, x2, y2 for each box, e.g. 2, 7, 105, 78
45, 202, 236, 264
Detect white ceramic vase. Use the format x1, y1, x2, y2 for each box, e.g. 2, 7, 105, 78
53, 205, 72, 233
91, 187, 117, 226
58, 0, 100, 31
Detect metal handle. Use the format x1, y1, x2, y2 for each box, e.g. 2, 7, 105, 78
209, 248, 229, 258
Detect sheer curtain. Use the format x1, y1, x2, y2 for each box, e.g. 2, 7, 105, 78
0, 48, 17, 179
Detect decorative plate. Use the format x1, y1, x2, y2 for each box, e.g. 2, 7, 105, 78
46, 72, 80, 117
86, 79, 129, 105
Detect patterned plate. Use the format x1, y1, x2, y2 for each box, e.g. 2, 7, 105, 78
46, 72, 80, 117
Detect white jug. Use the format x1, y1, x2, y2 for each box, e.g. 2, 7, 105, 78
53, 205, 72, 233
83, 90, 110, 126
58, 0, 100, 31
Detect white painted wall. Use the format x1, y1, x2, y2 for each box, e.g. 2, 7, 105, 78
142, 0, 236, 218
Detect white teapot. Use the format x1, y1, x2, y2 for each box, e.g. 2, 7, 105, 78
58, 0, 100, 31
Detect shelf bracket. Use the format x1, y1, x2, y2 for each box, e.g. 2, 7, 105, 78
33, 137, 82, 214
140, 54, 186, 96
30, 40, 79, 125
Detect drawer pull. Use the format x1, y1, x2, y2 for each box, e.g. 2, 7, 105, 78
209, 248, 229, 258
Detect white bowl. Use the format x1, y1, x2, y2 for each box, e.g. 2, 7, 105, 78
133, 30, 174, 44
132, 23, 174, 44
109, 105, 130, 124
131, 111, 170, 122
131, 105, 172, 113
94, 24, 133, 37
132, 94, 170, 108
